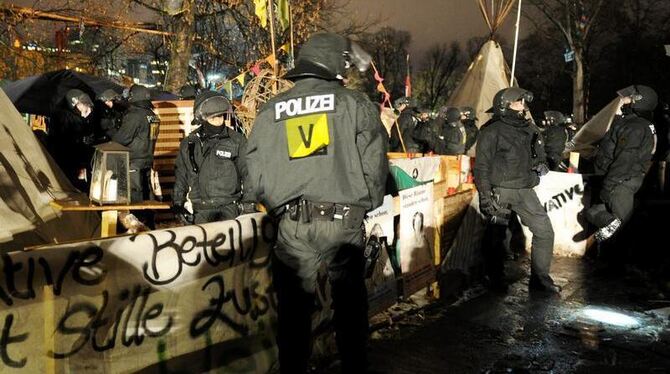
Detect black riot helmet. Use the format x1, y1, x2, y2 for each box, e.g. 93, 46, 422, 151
65, 89, 93, 110
544, 110, 567, 126
128, 84, 151, 103
193, 90, 231, 121
284, 32, 372, 81
97, 89, 121, 103
394, 96, 416, 110
179, 84, 197, 100
489, 87, 533, 116
445, 107, 462, 123
617, 85, 658, 112
460, 106, 477, 121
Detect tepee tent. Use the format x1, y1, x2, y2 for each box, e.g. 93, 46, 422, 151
0, 88, 100, 252
447, 0, 517, 155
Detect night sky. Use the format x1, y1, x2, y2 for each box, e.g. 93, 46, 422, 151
344, 0, 520, 61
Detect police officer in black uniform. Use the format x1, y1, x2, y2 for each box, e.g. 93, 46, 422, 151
97, 89, 127, 140
475, 87, 560, 294
389, 96, 422, 153
112, 84, 155, 204
543, 110, 570, 171
48, 89, 95, 190
460, 106, 479, 152
421, 106, 467, 155
586, 85, 657, 242
172, 91, 247, 224
244, 33, 388, 373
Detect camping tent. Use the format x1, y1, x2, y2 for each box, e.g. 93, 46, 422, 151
0, 88, 100, 252
446, 0, 517, 156
566, 97, 622, 157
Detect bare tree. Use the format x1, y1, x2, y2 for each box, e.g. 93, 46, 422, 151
526, 0, 606, 124
416, 42, 464, 110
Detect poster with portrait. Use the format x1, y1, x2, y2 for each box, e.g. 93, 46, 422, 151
399, 184, 436, 297
364, 195, 399, 315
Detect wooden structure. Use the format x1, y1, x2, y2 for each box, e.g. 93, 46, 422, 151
237, 69, 294, 134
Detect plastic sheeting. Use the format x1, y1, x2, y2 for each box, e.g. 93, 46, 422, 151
567, 97, 622, 158
0, 89, 99, 252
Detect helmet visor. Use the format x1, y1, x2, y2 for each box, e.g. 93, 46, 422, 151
349, 41, 372, 73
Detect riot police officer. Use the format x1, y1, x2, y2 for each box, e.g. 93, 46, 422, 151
112, 84, 155, 204
389, 96, 423, 153
97, 89, 127, 140
586, 85, 657, 242
172, 91, 247, 224
48, 89, 95, 191
460, 106, 479, 152
421, 106, 467, 155
474, 87, 560, 294
543, 110, 570, 171
244, 33, 388, 373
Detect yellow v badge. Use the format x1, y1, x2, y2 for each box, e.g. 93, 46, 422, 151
285, 113, 330, 159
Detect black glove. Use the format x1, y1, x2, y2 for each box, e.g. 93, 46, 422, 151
82, 134, 96, 145
480, 191, 511, 225
172, 203, 194, 225
533, 163, 550, 176
479, 192, 498, 217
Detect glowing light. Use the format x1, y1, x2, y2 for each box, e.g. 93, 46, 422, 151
581, 307, 640, 328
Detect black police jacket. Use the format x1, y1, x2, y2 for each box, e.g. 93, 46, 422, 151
244, 77, 388, 211
112, 102, 155, 170
173, 125, 247, 207
463, 119, 479, 152
543, 125, 568, 163
474, 114, 546, 195
420, 119, 466, 155
594, 113, 656, 184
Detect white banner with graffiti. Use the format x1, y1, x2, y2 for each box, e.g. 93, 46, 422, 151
0, 213, 278, 373
522, 172, 589, 257
399, 184, 436, 296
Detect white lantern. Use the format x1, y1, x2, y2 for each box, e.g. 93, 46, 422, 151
89, 142, 130, 205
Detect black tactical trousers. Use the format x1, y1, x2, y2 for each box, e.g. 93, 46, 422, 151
273, 216, 368, 374
192, 203, 239, 224
129, 168, 152, 203
493, 187, 555, 286
586, 176, 644, 228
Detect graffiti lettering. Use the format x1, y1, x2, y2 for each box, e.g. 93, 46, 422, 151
0, 246, 106, 307
0, 314, 28, 368
190, 273, 275, 338
139, 217, 275, 286
49, 287, 172, 359
543, 183, 585, 212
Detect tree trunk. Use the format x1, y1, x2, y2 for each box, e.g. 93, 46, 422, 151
165, 0, 195, 93
572, 50, 586, 124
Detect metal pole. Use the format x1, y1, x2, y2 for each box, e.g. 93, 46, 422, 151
509, 0, 522, 87
268, 0, 279, 94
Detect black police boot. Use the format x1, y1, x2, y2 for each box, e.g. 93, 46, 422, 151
528, 275, 561, 294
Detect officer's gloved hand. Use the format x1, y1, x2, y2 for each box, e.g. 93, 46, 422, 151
557, 160, 569, 172
533, 163, 550, 176
238, 202, 259, 215
171, 202, 194, 225
479, 193, 499, 217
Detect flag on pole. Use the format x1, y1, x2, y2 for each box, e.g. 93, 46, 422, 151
404, 54, 412, 97
254, 0, 268, 28
277, 0, 290, 31
266, 54, 276, 66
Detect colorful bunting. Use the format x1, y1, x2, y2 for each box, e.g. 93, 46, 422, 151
276, 0, 290, 31
254, 0, 268, 28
